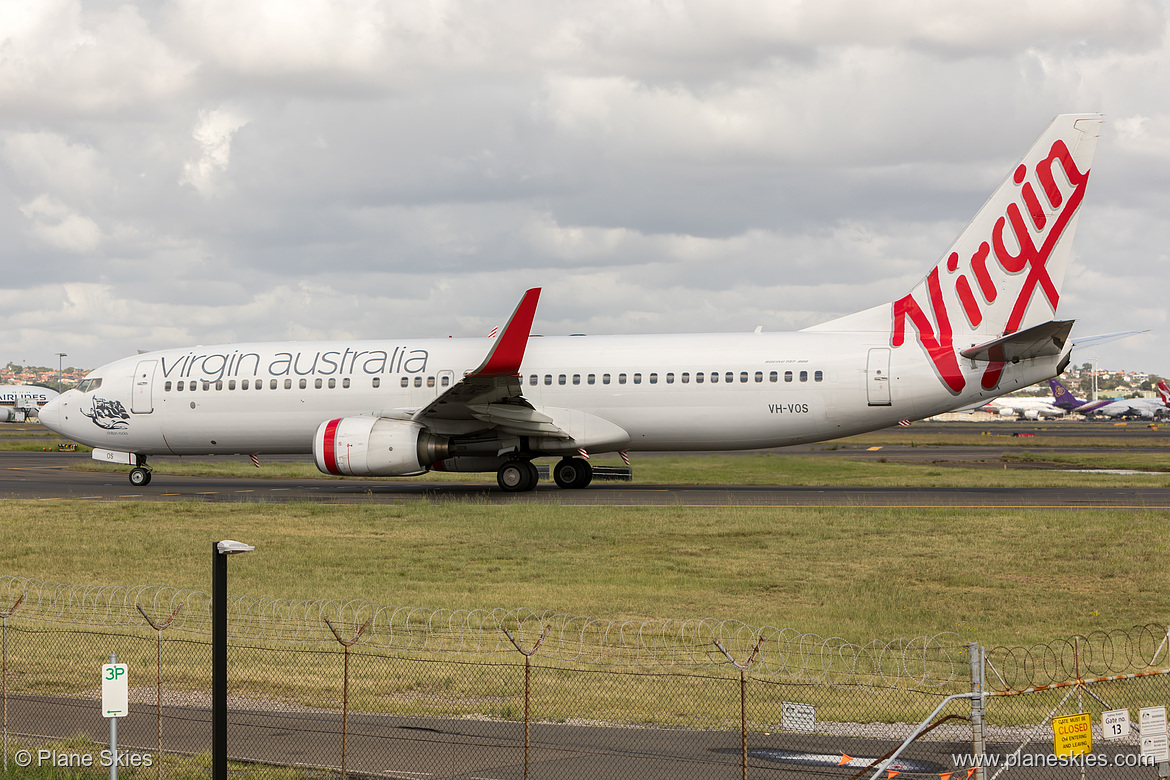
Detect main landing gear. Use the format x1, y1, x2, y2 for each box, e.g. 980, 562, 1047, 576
497, 459, 540, 492
129, 457, 152, 487
553, 457, 592, 489
495, 457, 594, 492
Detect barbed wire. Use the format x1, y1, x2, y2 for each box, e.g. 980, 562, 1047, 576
986, 625, 1170, 691
2, 574, 965, 687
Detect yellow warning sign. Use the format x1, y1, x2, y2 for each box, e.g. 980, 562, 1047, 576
1052, 712, 1092, 757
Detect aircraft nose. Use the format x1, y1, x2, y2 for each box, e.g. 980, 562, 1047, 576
38, 394, 64, 433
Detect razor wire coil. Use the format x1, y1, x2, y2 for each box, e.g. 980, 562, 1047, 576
2, 574, 966, 687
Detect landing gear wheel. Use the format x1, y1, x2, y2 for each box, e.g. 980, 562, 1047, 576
129, 467, 152, 487
553, 457, 593, 489
497, 459, 539, 492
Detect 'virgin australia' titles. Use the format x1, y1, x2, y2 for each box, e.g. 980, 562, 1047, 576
159, 346, 430, 382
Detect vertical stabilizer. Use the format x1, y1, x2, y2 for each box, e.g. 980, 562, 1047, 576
1048, 378, 1087, 410
890, 114, 1101, 393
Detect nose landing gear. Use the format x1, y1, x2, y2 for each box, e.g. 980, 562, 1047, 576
129, 457, 152, 486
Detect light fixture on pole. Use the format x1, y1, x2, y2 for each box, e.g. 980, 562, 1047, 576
213, 540, 254, 780
55, 353, 67, 393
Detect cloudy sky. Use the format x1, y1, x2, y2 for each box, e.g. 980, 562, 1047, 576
2, 0, 1167, 378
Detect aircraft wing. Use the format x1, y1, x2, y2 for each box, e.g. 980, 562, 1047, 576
408, 288, 571, 438
960, 320, 1074, 363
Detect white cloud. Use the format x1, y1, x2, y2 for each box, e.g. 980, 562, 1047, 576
182, 107, 251, 197
0, 0, 1167, 377
18, 195, 102, 252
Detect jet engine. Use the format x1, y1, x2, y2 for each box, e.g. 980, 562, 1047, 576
314, 417, 450, 476
1022, 409, 1040, 420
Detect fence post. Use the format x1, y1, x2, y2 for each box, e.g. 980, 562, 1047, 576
503, 625, 550, 780
2, 591, 26, 775
136, 602, 181, 780
714, 635, 765, 780
969, 641, 985, 780
324, 616, 372, 780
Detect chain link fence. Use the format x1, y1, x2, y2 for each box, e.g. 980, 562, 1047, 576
3, 575, 1169, 779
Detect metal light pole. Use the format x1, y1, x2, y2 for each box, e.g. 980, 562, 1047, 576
55, 353, 67, 393
213, 540, 254, 780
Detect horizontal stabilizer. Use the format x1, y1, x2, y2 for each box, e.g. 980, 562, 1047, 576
960, 320, 1074, 363
1071, 329, 1149, 349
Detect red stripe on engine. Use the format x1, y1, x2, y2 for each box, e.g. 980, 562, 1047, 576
322, 419, 342, 475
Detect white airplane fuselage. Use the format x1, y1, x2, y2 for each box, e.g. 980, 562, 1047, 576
38, 113, 1103, 490
43, 330, 1062, 456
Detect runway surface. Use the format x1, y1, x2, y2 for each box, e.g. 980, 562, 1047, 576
3, 418, 1169, 507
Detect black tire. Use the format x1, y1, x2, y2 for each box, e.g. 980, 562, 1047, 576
497, 460, 538, 492
553, 457, 593, 489
129, 468, 151, 487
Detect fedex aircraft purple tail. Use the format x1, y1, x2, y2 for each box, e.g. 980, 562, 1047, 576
39, 114, 1103, 491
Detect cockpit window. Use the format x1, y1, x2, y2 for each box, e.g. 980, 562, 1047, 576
77, 378, 103, 393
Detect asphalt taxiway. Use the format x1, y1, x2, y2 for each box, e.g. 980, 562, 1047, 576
2, 425, 1168, 507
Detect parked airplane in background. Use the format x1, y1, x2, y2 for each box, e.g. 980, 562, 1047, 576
978, 391, 1066, 420
1050, 378, 1170, 420
0, 385, 59, 423
40, 114, 1104, 490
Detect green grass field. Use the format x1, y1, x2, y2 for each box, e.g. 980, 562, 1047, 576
3, 499, 1165, 647
2, 420, 1168, 648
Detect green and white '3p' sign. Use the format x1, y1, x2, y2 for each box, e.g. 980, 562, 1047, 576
101, 663, 128, 717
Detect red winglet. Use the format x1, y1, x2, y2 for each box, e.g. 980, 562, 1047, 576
470, 288, 541, 377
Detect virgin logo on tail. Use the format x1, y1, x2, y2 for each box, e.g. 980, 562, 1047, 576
892, 127, 1093, 394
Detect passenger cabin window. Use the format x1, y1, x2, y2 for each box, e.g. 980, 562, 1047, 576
754, 371, 763, 383
284, 379, 292, 389
329, 378, 336, 389
401, 377, 409, 388
427, 376, 435, 388
587, 374, 596, 385
441, 375, 450, 387
681, 372, 689, 384
769, 371, 778, 382
241, 380, 249, 390
649, 373, 658, 384
814, 370, 823, 382
228, 380, 236, 390
696, 372, 704, 384
710, 372, 718, 384
740, 372, 748, 383
372, 378, 380, 388
315, 378, 322, 389
800, 371, 808, 382
165, 381, 172, 391
572, 374, 580, 385
530, 375, 537, 385
666, 373, 674, 383
559, 374, 566, 385
618, 373, 627, 385
603, 374, 611, 385
413, 376, 422, 387
633, 373, 641, 384
545, 375, 552, 386
269, 379, 277, 390
784, 371, 793, 382
343, 378, 350, 388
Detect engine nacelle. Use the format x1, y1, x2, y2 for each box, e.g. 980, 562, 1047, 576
1022, 409, 1040, 420
314, 417, 450, 476
998, 408, 1016, 418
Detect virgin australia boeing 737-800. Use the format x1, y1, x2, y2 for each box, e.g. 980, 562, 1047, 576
40, 113, 1103, 491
